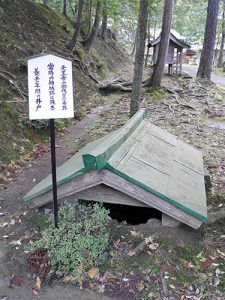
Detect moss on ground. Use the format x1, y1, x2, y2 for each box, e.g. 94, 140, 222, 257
207, 191, 225, 207
36, 3, 73, 34
90, 48, 110, 77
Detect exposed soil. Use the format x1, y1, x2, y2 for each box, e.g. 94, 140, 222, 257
1, 73, 225, 299
0, 1, 225, 299
0, 0, 130, 164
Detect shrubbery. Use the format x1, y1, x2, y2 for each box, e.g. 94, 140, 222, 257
30, 202, 110, 276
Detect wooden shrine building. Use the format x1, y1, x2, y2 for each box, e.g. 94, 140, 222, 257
148, 32, 191, 75
23, 109, 207, 229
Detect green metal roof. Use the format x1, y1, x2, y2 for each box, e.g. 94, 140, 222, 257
23, 108, 207, 222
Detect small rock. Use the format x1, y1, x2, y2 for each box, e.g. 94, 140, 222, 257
195, 288, 200, 294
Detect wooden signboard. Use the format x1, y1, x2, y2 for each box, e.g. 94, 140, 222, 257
28, 54, 73, 120
28, 53, 74, 227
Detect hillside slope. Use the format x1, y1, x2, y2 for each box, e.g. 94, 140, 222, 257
0, 0, 130, 164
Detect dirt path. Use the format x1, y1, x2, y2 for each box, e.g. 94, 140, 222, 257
1, 107, 103, 214
182, 64, 225, 87
1, 70, 225, 299
0, 105, 118, 300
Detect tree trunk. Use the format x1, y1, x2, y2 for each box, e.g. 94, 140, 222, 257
73, 4, 78, 25
63, 0, 68, 17
83, 1, 102, 51
82, 0, 92, 38
145, 11, 151, 66
197, 0, 220, 80
68, 0, 84, 51
149, 0, 174, 88
101, 0, 108, 39
43, 0, 48, 6
68, 0, 75, 16
130, 0, 149, 117
153, 17, 157, 39
86, 0, 93, 38
218, 0, 225, 67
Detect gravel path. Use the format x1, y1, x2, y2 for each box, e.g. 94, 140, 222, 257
182, 64, 225, 87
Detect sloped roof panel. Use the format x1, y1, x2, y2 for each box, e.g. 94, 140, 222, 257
23, 109, 207, 223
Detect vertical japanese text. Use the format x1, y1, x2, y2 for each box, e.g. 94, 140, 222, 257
61, 65, 68, 111
34, 67, 41, 111
48, 63, 55, 110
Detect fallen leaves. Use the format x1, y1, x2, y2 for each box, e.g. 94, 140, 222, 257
127, 236, 158, 257
137, 281, 145, 292
200, 257, 213, 271
0, 160, 22, 183
127, 250, 136, 257
87, 267, 99, 279
9, 239, 22, 248
0, 143, 50, 184
63, 275, 72, 283
27, 248, 50, 277
9, 274, 23, 288
214, 276, 220, 287
0, 72, 225, 300
32, 277, 41, 296
130, 230, 141, 237
217, 249, 225, 258
147, 242, 159, 251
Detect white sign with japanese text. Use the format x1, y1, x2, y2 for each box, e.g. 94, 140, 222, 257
28, 54, 74, 120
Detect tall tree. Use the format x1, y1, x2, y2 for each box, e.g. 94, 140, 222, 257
101, 0, 108, 39
149, 0, 174, 88
68, 0, 75, 16
218, 0, 225, 67
144, 10, 151, 66
83, 0, 93, 38
130, 0, 149, 117
83, 1, 102, 51
68, 0, 84, 51
197, 0, 220, 80
63, 0, 68, 17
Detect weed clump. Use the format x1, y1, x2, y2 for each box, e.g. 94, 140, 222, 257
29, 202, 110, 276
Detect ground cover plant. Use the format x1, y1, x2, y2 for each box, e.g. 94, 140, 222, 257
28, 202, 111, 281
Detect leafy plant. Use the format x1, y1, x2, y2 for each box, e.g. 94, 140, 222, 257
27, 214, 50, 230
22, 118, 72, 131
30, 202, 110, 276
22, 119, 49, 130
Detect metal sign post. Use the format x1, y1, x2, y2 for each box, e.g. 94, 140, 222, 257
49, 118, 58, 227
27, 53, 74, 228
